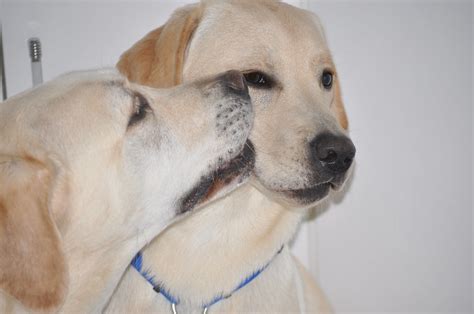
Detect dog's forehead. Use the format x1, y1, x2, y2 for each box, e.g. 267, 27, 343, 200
41, 72, 134, 125
39, 70, 131, 105
55, 68, 124, 87
195, 1, 326, 45
186, 1, 330, 75
61, 80, 131, 109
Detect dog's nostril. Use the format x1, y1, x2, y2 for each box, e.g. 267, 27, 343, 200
343, 156, 353, 166
319, 149, 338, 163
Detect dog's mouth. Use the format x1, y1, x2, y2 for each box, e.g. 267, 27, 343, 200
178, 140, 255, 215
277, 181, 338, 206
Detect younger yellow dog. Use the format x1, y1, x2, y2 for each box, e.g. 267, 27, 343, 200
0, 69, 254, 312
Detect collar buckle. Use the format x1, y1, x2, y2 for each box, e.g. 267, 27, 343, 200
170, 303, 208, 314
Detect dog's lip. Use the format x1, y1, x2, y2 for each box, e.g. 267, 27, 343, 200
276, 181, 333, 205
177, 140, 255, 215
278, 173, 348, 194
279, 182, 332, 194
202, 140, 255, 202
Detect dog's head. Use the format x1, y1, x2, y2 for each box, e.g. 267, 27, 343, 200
118, 0, 355, 209
0, 69, 253, 310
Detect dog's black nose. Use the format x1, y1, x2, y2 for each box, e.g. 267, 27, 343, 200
310, 133, 355, 175
219, 70, 248, 95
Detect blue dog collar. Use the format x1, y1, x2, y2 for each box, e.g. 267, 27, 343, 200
131, 246, 283, 313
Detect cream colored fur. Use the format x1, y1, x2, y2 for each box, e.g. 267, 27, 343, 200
108, 0, 353, 312
0, 69, 253, 313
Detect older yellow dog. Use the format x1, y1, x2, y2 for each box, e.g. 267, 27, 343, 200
108, 0, 355, 312
0, 69, 254, 312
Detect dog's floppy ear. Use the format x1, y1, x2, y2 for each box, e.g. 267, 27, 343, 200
0, 156, 68, 310
117, 3, 203, 87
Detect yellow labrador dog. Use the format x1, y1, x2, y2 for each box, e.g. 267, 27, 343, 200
108, 0, 355, 313
0, 69, 254, 313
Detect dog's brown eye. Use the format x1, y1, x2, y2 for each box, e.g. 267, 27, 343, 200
321, 71, 333, 89
243, 71, 273, 89
128, 93, 150, 127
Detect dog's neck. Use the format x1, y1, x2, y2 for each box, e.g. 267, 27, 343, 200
58, 176, 173, 313
136, 183, 304, 306
60, 236, 151, 313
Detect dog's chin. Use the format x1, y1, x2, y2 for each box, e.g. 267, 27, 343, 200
177, 140, 255, 215
254, 179, 341, 209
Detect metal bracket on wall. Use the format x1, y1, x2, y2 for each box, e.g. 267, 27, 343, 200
28, 38, 43, 86
0, 23, 6, 100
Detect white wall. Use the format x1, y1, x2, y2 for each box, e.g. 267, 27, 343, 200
1, 0, 195, 97
307, 1, 472, 313
1, 1, 472, 313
